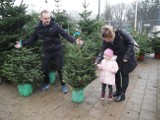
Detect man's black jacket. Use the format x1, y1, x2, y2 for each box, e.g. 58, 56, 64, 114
22, 20, 76, 52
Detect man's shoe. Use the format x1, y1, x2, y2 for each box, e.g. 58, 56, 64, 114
40, 83, 50, 92
114, 94, 125, 102
61, 85, 68, 94
113, 91, 120, 97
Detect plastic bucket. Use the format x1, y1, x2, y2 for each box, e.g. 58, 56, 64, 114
72, 89, 84, 103
18, 83, 33, 97
49, 71, 56, 84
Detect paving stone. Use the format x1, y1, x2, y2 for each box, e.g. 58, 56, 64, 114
4, 112, 28, 120
121, 109, 140, 120
101, 114, 119, 120
67, 106, 88, 118
141, 103, 157, 113
131, 89, 145, 96
25, 113, 44, 120
140, 110, 157, 120
134, 85, 146, 91
78, 115, 97, 120
43, 113, 63, 120
105, 101, 126, 119
93, 101, 109, 111
125, 102, 141, 112
128, 96, 143, 105
143, 97, 157, 105
84, 95, 99, 105
144, 92, 157, 99
87, 107, 106, 120
136, 80, 148, 86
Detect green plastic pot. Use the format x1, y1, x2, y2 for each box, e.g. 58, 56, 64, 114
18, 83, 33, 97
72, 89, 84, 103
49, 71, 56, 84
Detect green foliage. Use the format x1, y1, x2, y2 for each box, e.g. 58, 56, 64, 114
52, 10, 70, 29
0, 0, 31, 74
52, 0, 75, 32
0, 48, 43, 84
132, 32, 152, 55
0, 0, 31, 50
151, 31, 160, 53
52, 5, 76, 35
21, 12, 39, 39
20, 12, 43, 54
63, 40, 97, 90
82, 32, 102, 55
78, 1, 102, 36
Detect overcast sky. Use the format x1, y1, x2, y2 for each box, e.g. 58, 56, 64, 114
15, 0, 135, 15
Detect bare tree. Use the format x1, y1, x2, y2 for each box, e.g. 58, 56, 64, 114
103, 2, 126, 27
138, 0, 159, 21
125, 4, 135, 21
111, 3, 126, 27
103, 1, 112, 22
126, 0, 160, 33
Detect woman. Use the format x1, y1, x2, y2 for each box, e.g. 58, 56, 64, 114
95, 25, 137, 102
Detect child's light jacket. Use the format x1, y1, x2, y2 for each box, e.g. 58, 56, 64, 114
97, 56, 119, 85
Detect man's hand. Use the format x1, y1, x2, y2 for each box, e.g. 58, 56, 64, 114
76, 38, 84, 45
15, 41, 21, 48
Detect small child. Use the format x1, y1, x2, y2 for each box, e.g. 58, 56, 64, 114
97, 48, 119, 101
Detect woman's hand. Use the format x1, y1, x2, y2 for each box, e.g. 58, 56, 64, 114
123, 59, 128, 62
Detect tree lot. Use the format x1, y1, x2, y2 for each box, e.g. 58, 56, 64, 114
0, 0, 159, 85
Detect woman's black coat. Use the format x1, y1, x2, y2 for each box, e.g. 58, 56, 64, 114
96, 29, 137, 75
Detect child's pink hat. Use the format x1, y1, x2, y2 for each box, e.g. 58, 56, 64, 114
104, 48, 114, 58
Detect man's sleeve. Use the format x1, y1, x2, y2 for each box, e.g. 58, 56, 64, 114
22, 30, 39, 47
56, 23, 76, 43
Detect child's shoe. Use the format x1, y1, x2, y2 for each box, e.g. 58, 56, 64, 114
108, 91, 113, 101
101, 92, 105, 101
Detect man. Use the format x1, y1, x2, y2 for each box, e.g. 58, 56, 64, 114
15, 10, 83, 94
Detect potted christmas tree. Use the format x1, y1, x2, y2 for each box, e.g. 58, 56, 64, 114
134, 33, 152, 60
0, 48, 43, 96
63, 40, 97, 103
150, 31, 160, 59
0, 0, 31, 84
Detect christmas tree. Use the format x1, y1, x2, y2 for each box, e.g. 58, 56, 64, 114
0, 0, 31, 52
0, 0, 31, 77
63, 40, 97, 90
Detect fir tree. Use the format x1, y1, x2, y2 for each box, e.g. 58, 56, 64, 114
0, 48, 43, 84
63, 41, 97, 90
0, 0, 31, 79
0, 0, 31, 51
52, 0, 75, 33
78, 0, 99, 36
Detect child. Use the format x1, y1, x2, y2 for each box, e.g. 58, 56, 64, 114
97, 48, 119, 101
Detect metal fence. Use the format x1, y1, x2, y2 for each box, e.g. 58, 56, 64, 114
105, 20, 160, 33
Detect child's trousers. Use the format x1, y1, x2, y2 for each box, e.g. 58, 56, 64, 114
102, 83, 112, 92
